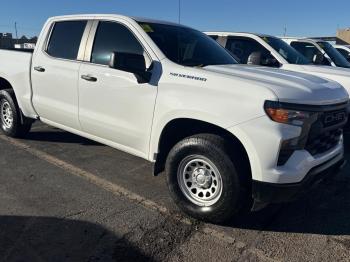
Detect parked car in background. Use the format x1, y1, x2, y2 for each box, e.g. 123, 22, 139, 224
206, 32, 350, 95
334, 45, 350, 63
282, 38, 350, 68
0, 15, 349, 223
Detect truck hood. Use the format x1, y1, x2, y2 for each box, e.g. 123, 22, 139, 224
203, 64, 349, 105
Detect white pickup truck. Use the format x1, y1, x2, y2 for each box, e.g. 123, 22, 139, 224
0, 15, 349, 223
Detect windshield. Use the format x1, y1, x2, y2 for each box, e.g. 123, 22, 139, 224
317, 41, 350, 68
137, 22, 237, 67
260, 36, 310, 65
336, 47, 350, 60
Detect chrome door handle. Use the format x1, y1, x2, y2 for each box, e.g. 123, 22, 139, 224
81, 75, 97, 82
34, 66, 45, 72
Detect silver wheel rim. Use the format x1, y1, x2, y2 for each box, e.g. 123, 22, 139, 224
0, 100, 13, 129
177, 155, 223, 207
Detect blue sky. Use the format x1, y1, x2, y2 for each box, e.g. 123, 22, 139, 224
0, 0, 349, 38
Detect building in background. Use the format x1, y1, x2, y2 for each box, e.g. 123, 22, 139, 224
2, 27, 349, 49
14, 43, 36, 49
0, 33, 37, 49
0, 33, 14, 49
337, 28, 350, 45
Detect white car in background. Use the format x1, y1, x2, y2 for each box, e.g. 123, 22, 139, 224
334, 45, 350, 63
206, 32, 350, 97
282, 37, 350, 69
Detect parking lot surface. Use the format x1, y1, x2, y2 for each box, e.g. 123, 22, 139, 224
0, 122, 349, 262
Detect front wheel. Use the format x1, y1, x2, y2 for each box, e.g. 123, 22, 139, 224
165, 134, 250, 223
0, 89, 33, 138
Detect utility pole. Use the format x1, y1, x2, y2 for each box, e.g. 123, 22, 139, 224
178, 0, 181, 24
14, 22, 19, 43
283, 25, 287, 37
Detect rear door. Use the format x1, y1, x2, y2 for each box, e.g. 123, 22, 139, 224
78, 20, 158, 158
31, 20, 90, 130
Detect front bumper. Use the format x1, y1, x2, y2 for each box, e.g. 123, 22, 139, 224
252, 154, 346, 204
227, 116, 344, 184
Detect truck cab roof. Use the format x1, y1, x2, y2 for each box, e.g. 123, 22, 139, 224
49, 14, 188, 28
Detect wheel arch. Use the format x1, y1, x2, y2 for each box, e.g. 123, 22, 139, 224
0, 77, 14, 91
0, 73, 37, 119
0, 77, 34, 125
152, 118, 252, 185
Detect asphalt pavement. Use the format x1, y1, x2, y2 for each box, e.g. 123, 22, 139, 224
0, 122, 349, 262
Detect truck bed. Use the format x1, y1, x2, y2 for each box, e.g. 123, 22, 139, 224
0, 48, 34, 53
0, 48, 36, 117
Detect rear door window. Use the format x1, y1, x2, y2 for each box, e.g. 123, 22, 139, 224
47, 21, 87, 60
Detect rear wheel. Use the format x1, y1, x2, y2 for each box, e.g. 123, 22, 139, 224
165, 134, 250, 223
0, 89, 33, 138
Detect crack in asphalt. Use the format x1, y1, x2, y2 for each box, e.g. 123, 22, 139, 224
331, 237, 350, 250
63, 209, 89, 219
113, 215, 200, 262
236, 207, 283, 261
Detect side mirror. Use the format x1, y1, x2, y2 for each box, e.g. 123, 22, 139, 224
247, 51, 262, 65
261, 54, 280, 67
313, 53, 325, 65
248, 51, 279, 67
109, 52, 152, 83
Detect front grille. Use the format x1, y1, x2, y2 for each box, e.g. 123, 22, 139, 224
305, 106, 347, 156
305, 129, 342, 156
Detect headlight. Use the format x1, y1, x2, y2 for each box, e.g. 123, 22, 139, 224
264, 100, 311, 126
264, 100, 314, 165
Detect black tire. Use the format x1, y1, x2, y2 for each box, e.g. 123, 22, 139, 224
165, 134, 251, 224
0, 89, 33, 138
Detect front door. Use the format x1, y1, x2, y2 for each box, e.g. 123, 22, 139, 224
78, 20, 158, 158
